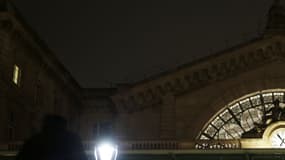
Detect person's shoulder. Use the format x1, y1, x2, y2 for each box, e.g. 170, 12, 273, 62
63, 130, 78, 136
24, 132, 44, 145
61, 130, 81, 141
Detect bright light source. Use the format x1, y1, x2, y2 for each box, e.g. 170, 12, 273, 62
94, 142, 118, 160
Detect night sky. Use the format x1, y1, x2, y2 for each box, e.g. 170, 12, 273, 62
13, 0, 274, 88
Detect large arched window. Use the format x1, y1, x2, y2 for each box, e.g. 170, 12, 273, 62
198, 89, 285, 140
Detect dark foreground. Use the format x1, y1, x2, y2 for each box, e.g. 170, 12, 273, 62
3, 149, 285, 160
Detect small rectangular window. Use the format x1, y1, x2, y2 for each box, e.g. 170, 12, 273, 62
8, 127, 14, 141
9, 112, 14, 123
12, 65, 21, 86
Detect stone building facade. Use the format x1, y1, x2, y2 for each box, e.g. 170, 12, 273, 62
0, 2, 81, 144
2, 0, 285, 156
92, 0, 285, 149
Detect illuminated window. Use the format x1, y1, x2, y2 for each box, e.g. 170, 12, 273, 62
12, 65, 21, 86
199, 89, 285, 140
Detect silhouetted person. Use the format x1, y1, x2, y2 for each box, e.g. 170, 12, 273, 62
16, 114, 87, 160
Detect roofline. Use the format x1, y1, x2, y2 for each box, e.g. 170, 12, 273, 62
9, 2, 82, 90
130, 36, 264, 87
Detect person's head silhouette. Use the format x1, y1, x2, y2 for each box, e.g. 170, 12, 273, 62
42, 114, 67, 132
16, 114, 87, 160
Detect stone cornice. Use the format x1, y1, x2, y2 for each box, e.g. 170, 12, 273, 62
112, 36, 285, 113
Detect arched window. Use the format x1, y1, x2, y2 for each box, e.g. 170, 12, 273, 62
199, 89, 285, 140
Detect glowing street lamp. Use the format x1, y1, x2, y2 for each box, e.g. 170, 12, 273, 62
94, 141, 118, 160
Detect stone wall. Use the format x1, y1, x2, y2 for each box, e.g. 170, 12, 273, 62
0, 12, 81, 143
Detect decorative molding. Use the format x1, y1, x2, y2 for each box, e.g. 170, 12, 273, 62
112, 38, 285, 113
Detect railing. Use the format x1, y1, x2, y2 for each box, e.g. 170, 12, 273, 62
0, 140, 241, 153
0, 141, 23, 151
0, 144, 8, 151
124, 140, 179, 150
83, 140, 241, 151
83, 140, 179, 151
194, 140, 241, 149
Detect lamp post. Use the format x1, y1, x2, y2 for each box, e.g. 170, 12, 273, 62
94, 140, 118, 160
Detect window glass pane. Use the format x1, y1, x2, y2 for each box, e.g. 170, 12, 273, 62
265, 104, 274, 112
280, 102, 285, 108
204, 125, 217, 137
240, 98, 251, 110
217, 127, 232, 139
250, 108, 263, 122
255, 105, 263, 111
274, 92, 284, 102
230, 103, 242, 115
200, 135, 209, 140
220, 109, 232, 121
222, 123, 243, 139
216, 123, 243, 139
263, 93, 273, 103
250, 95, 261, 106
13, 65, 20, 85
211, 117, 224, 129
241, 108, 262, 131
233, 113, 242, 121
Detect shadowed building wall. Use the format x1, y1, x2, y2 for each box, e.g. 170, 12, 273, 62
0, 1, 81, 143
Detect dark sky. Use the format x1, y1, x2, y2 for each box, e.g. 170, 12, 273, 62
13, 0, 274, 88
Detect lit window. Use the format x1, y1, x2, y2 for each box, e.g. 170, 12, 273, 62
12, 65, 21, 86
199, 89, 285, 140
